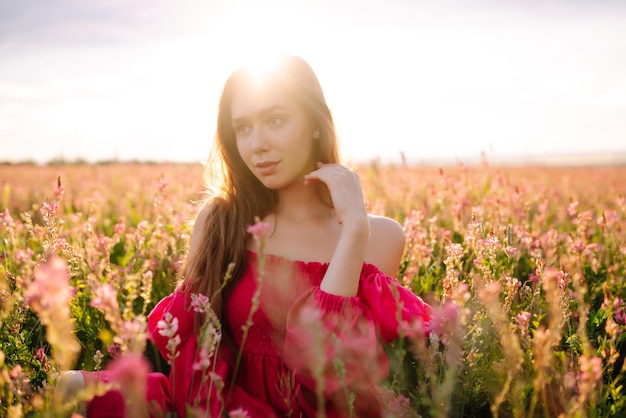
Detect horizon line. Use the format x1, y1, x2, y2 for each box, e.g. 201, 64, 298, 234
2, 150, 626, 168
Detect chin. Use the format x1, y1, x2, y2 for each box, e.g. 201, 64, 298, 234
259, 179, 281, 190
260, 177, 296, 191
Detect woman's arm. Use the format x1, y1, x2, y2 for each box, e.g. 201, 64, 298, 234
303, 163, 370, 297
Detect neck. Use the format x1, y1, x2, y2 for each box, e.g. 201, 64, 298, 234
274, 181, 330, 222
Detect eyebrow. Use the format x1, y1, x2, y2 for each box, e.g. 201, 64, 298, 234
231, 104, 287, 125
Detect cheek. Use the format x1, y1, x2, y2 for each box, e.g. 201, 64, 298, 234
235, 139, 249, 161
234, 141, 254, 173
300, 130, 317, 157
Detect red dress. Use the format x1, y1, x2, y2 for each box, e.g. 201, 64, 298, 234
87, 251, 431, 417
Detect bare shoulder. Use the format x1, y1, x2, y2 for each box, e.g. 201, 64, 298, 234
366, 214, 406, 277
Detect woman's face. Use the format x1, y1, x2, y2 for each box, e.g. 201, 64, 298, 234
231, 80, 318, 190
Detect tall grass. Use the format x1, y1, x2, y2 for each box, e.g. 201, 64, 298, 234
0, 162, 624, 417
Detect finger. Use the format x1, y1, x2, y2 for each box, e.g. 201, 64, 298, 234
303, 164, 329, 182
303, 168, 333, 185
303, 176, 318, 186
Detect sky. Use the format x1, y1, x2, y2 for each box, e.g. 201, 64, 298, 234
1, 0, 625, 165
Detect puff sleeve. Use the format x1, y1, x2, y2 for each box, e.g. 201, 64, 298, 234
283, 263, 431, 397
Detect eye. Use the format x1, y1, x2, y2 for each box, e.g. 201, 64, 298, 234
233, 124, 250, 135
268, 116, 284, 128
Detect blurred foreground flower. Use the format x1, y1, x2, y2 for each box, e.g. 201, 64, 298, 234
229, 407, 251, 418
26, 255, 80, 371
108, 353, 150, 417
247, 219, 270, 242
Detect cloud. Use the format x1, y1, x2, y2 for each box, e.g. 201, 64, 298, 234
0, 0, 215, 49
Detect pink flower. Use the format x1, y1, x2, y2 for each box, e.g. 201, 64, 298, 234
445, 243, 463, 260
10, 364, 23, 379
578, 355, 603, 386
503, 246, 519, 258
567, 201, 579, 217
542, 267, 570, 292
247, 220, 270, 241
569, 237, 585, 254
399, 317, 428, 340
15, 248, 34, 263
90, 283, 118, 312
54, 176, 65, 200
114, 219, 126, 235
441, 268, 460, 300
108, 343, 121, 359
383, 393, 414, 418
172, 255, 184, 271
0, 208, 14, 228
563, 370, 579, 394
428, 301, 460, 337
478, 281, 502, 303
96, 234, 112, 252
528, 273, 540, 285
602, 209, 619, 228
516, 311, 532, 333
229, 407, 251, 418
142, 270, 153, 281
110, 355, 143, 376
157, 175, 168, 192
157, 313, 181, 364
40, 200, 58, 219
614, 307, 626, 326
120, 318, 146, 345
157, 312, 179, 338
165, 335, 181, 355
34, 347, 46, 361
190, 293, 211, 314
192, 346, 212, 371
34, 347, 51, 372
483, 234, 500, 252
210, 371, 225, 391
503, 276, 521, 294
108, 353, 150, 413
26, 255, 72, 312
453, 282, 471, 303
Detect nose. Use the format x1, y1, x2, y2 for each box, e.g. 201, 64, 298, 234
250, 126, 269, 154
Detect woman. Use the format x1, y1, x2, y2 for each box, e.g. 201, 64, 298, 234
81, 53, 431, 417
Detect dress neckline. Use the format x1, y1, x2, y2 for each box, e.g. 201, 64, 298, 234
246, 249, 328, 268
246, 250, 378, 270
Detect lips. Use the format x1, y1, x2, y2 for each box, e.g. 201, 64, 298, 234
255, 161, 279, 176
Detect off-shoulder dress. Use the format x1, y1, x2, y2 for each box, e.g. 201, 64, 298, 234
85, 251, 431, 417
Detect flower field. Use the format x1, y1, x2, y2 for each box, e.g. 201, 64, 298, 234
0, 161, 625, 417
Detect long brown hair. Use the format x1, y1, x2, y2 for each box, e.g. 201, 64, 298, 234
181, 53, 340, 326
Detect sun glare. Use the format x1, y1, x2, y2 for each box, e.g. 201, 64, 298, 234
162, 0, 326, 162
203, 1, 315, 70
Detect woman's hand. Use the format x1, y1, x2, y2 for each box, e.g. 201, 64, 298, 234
304, 163, 370, 296
303, 162, 369, 235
